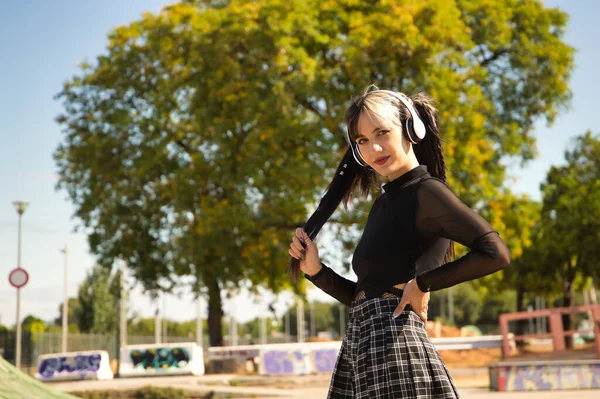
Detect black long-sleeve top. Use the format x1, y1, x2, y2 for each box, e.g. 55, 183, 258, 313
305, 165, 511, 306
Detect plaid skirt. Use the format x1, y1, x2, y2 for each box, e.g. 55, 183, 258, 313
327, 297, 459, 399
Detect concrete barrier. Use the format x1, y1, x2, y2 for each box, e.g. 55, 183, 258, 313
119, 342, 204, 377
257, 342, 343, 375
431, 335, 504, 350
208, 336, 505, 376
35, 350, 113, 381
208, 345, 260, 360
489, 360, 600, 391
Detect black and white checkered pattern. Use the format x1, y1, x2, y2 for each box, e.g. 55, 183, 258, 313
327, 297, 459, 398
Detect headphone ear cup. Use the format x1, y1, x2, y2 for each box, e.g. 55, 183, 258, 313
405, 117, 420, 144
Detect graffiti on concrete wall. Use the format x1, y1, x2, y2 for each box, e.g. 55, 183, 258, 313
129, 347, 190, 370
261, 347, 340, 375
262, 350, 307, 375
120, 343, 204, 377
497, 364, 600, 391
38, 353, 101, 379
311, 348, 338, 373
257, 343, 342, 375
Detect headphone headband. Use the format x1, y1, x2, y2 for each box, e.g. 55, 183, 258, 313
369, 90, 426, 142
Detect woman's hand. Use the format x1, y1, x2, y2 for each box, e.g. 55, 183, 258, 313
288, 228, 322, 276
393, 279, 430, 323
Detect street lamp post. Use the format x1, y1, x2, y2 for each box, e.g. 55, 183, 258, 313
196, 296, 203, 347
12, 201, 29, 369
60, 245, 68, 353
310, 301, 316, 338
296, 299, 305, 343
120, 261, 128, 347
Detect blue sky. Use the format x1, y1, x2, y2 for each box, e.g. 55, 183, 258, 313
0, 0, 598, 328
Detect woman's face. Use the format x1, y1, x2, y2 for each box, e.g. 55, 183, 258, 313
355, 103, 413, 180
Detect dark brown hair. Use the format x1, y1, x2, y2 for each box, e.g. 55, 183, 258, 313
288, 86, 455, 282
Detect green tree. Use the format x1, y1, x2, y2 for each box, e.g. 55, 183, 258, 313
536, 131, 600, 346
490, 195, 543, 313
238, 317, 277, 343
54, 297, 83, 329
54, 0, 574, 346
429, 282, 482, 326
281, 300, 339, 337
477, 290, 517, 333
128, 315, 203, 339
77, 265, 120, 334
21, 315, 45, 334
128, 317, 157, 337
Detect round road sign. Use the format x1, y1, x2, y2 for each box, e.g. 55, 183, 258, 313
8, 268, 29, 289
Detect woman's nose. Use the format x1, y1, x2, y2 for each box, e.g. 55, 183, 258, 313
369, 143, 383, 153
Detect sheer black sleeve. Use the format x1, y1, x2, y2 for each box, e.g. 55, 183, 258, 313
414, 178, 511, 292
304, 263, 356, 306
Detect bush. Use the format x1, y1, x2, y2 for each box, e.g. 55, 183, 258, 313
133, 387, 188, 399
429, 283, 482, 326
72, 387, 188, 399
71, 392, 128, 399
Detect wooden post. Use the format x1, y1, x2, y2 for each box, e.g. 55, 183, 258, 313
592, 305, 600, 359
499, 314, 511, 358
548, 312, 566, 351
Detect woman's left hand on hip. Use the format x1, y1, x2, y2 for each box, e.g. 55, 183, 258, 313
394, 279, 429, 323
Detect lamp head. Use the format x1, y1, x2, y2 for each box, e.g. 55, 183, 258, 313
12, 201, 29, 215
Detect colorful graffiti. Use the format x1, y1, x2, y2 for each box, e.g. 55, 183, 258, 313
120, 343, 204, 377
37, 353, 101, 379
256, 343, 342, 375
495, 363, 600, 391
260, 347, 340, 375
262, 350, 307, 375
312, 349, 339, 373
130, 347, 190, 370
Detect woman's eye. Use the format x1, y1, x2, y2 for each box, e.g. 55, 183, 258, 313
356, 130, 387, 145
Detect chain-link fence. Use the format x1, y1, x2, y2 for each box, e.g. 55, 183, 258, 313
0, 330, 37, 374
0, 330, 300, 372
1, 331, 199, 372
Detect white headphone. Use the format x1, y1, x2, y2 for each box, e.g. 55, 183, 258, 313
347, 90, 426, 168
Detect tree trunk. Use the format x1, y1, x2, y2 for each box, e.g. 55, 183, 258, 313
207, 276, 224, 347
515, 286, 527, 349
590, 280, 598, 305
562, 259, 575, 349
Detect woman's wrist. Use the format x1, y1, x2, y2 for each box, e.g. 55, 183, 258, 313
305, 262, 324, 278
415, 275, 431, 293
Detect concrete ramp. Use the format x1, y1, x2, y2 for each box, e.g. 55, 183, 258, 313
0, 357, 79, 399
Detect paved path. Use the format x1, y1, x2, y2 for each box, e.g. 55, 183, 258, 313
246, 387, 600, 399
51, 371, 599, 399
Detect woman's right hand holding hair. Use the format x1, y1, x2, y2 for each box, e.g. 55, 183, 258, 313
289, 228, 322, 277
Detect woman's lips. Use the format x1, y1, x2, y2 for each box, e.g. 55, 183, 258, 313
374, 156, 390, 165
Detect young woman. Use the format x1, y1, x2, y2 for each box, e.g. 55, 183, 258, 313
288, 87, 510, 398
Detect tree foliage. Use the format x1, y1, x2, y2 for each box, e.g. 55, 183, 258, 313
538, 132, 600, 341
77, 265, 120, 334
54, 0, 574, 345
55, 297, 83, 330
21, 315, 45, 334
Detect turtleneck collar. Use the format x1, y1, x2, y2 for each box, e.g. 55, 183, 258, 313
382, 165, 430, 194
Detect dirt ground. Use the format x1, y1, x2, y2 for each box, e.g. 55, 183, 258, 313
424, 322, 598, 367
437, 342, 598, 368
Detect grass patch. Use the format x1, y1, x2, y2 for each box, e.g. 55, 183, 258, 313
71, 387, 188, 399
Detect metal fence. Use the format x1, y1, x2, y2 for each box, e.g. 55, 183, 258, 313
0, 330, 298, 372
2, 326, 503, 372
0, 331, 198, 370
